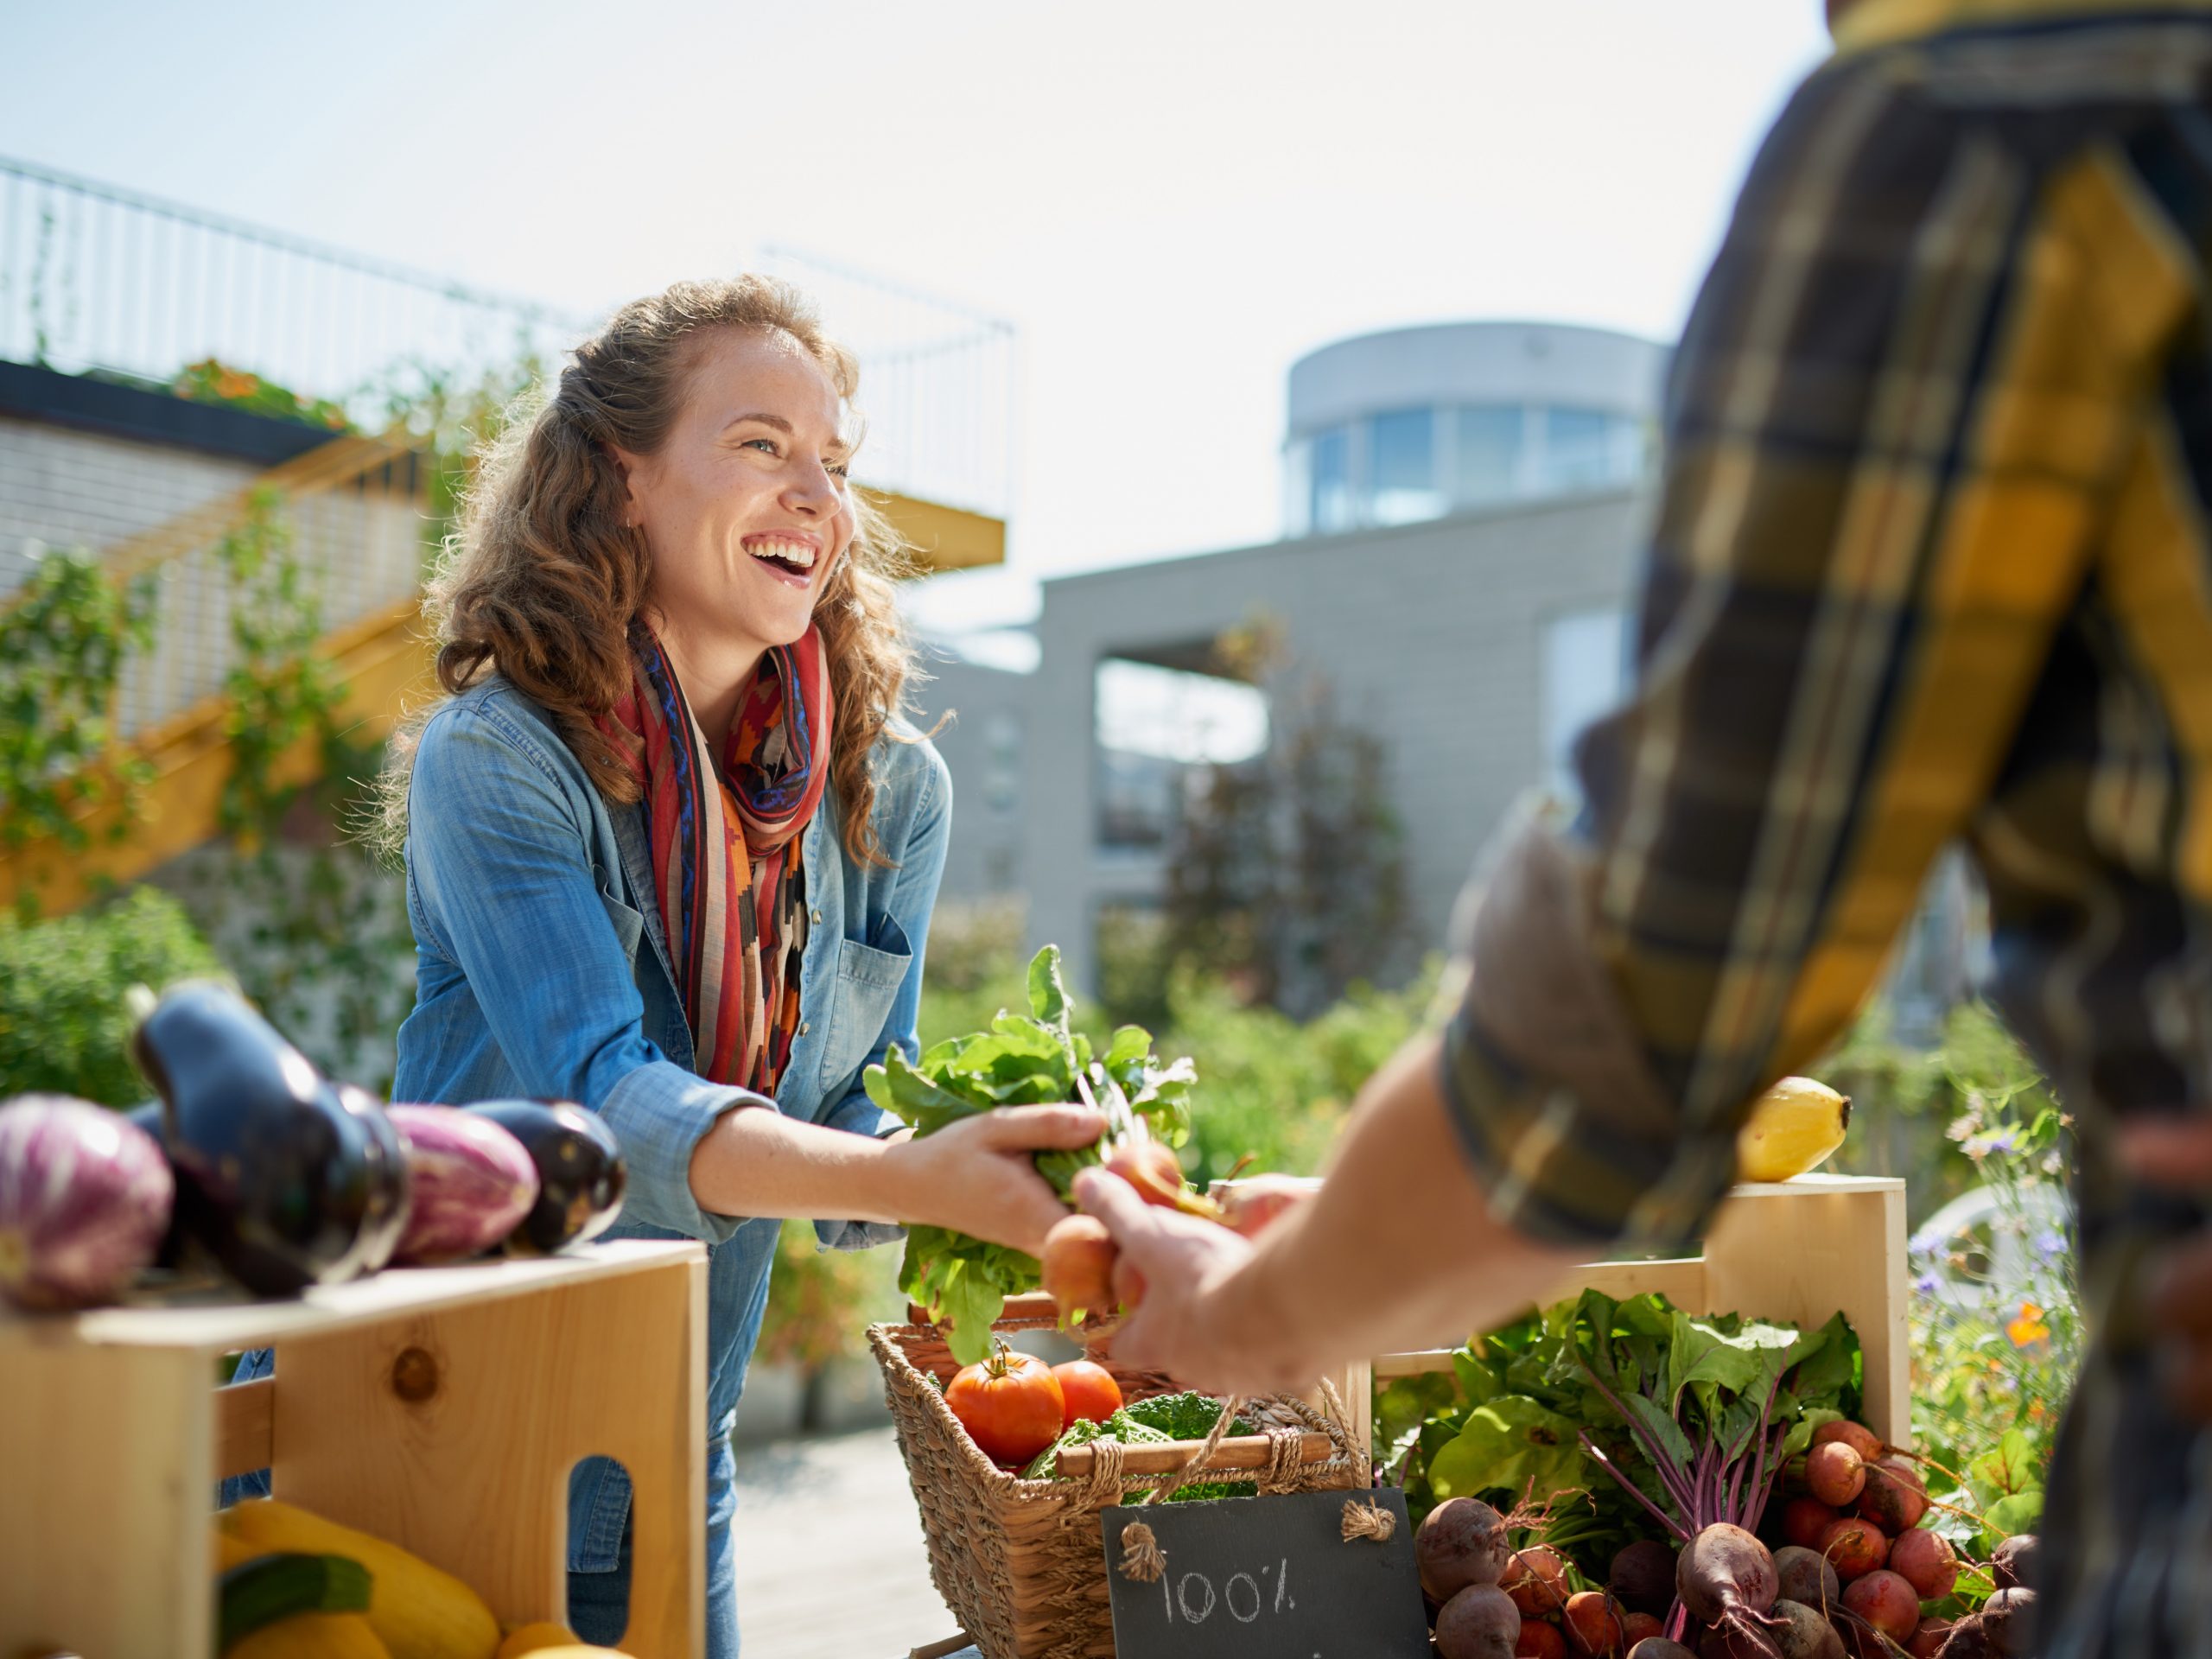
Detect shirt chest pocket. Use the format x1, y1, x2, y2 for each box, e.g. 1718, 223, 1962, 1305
817, 914, 912, 1096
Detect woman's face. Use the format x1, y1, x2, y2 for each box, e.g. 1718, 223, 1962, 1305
618, 327, 856, 660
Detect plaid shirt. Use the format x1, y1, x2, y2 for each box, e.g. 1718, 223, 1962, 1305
1440, 3, 2212, 1649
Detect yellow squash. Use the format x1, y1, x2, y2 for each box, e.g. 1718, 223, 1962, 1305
1737, 1076, 1852, 1182
220, 1498, 499, 1659
231, 1612, 391, 1659
495, 1626, 586, 1658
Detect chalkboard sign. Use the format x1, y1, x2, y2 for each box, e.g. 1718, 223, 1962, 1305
1099, 1487, 1432, 1657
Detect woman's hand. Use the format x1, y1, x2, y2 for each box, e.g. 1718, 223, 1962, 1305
883, 1104, 1105, 1257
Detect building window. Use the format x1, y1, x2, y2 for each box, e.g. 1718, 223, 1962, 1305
1368, 407, 1444, 525
1093, 656, 1271, 850
1454, 404, 1526, 505
1541, 607, 1630, 801
1536, 406, 1637, 492
982, 713, 1020, 814
1310, 428, 1354, 535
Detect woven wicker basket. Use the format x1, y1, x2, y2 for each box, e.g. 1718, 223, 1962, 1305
870, 1294, 1366, 1659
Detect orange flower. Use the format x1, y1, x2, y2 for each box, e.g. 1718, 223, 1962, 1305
2006, 1301, 2051, 1349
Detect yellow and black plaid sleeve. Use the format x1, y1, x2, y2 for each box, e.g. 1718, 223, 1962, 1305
1440, 42, 2171, 1253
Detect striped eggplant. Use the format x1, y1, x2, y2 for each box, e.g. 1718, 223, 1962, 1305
132, 982, 407, 1297
0, 1094, 175, 1310
387, 1105, 538, 1263
463, 1099, 626, 1255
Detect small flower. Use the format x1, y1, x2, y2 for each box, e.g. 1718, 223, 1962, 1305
2032, 1228, 2068, 1260
1915, 1272, 1942, 1295
2006, 1301, 2052, 1349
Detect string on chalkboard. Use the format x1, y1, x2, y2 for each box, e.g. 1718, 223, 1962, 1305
1340, 1498, 1396, 1542
1116, 1519, 1166, 1583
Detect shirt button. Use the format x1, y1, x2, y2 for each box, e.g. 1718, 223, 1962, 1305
798, 1021, 810, 1036
810, 908, 823, 925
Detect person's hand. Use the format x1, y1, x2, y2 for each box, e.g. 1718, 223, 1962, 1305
885, 1105, 1103, 1258
1073, 1166, 1319, 1395
2119, 1116, 2212, 1421
1217, 1173, 1317, 1238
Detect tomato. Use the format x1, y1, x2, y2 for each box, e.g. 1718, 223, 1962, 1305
944, 1345, 1065, 1465
1052, 1358, 1124, 1430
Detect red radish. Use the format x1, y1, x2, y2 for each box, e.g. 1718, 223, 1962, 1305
1676, 1523, 1783, 1656
1419, 1497, 1512, 1600
1990, 1534, 2039, 1592
1562, 1590, 1627, 1656
1804, 1442, 1866, 1507
1772, 1546, 1840, 1611
1907, 1619, 1954, 1657
1887, 1528, 1958, 1599
1856, 1457, 1928, 1532
1816, 1516, 1889, 1580
1435, 1582, 1522, 1659
1610, 1540, 1678, 1615
1217, 1174, 1309, 1237
1782, 1497, 1838, 1550
1517, 1624, 1569, 1659
386, 1104, 537, 1263
1103, 1139, 1188, 1209
0, 1096, 173, 1310
1503, 1544, 1573, 1617
1811, 1420, 1883, 1462
1842, 1570, 1919, 1643
1039, 1213, 1118, 1321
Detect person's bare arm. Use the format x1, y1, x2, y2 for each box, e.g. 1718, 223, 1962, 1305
1077, 1036, 1580, 1394
693, 1101, 1103, 1259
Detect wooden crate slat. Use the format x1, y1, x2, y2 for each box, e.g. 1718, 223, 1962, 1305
215, 1373, 275, 1480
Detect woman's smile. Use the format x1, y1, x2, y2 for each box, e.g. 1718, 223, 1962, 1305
742, 528, 823, 588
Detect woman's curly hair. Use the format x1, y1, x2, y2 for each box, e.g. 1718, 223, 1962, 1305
383, 276, 918, 865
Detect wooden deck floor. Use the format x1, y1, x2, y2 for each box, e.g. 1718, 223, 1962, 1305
730, 1424, 967, 1656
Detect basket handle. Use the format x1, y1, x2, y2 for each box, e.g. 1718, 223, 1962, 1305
1050, 1430, 1338, 1478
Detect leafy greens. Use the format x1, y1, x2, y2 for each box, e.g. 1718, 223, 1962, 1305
864, 944, 1198, 1365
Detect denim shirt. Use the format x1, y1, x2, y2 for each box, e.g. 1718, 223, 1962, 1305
393, 674, 948, 1572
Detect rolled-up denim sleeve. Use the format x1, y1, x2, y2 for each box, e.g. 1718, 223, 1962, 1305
408, 702, 759, 1244
812, 742, 951, 1251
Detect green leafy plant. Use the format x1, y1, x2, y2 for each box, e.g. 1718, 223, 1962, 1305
867, 944, 1196, 1364
0, 887, 226, 1103
173, 359, 352, 431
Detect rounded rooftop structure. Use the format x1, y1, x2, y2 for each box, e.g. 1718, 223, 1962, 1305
1282, 320, 1668, 537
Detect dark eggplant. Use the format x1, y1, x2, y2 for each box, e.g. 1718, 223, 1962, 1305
130, 982, 409, 1296
462, 1099, 626, 1255
123, 1099, 189, 1271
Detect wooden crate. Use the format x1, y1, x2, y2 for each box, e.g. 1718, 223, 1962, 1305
0, 1238, 709, 1659
1343, 1175, 1910, 1455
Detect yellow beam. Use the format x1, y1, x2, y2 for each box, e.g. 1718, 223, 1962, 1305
0, 595, 437, 916
870, 490, 1005, 574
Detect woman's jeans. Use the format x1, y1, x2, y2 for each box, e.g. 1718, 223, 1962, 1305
569, 1432, 741, 1658
219, 1351, 743, 1657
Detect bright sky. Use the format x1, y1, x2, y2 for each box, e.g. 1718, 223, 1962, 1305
5, 1, 1831, 624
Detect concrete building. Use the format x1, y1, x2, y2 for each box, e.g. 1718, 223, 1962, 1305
1011, 320, 1670, 994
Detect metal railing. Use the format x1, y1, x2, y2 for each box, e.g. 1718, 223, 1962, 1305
0, 157, 1016, 518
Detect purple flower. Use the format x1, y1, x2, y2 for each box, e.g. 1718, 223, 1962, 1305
1914, 1272, 1942, 1296
2033, 1229, 2068, 1260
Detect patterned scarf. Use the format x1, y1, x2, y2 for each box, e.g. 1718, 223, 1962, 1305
599, 626, 835, 1095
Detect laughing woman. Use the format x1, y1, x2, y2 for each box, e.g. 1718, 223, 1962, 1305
387, 279, 1096, 1650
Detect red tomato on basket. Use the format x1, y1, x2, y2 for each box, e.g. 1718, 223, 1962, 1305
945, 1345, 1065, 1465
1052, 1359, 1124, 1429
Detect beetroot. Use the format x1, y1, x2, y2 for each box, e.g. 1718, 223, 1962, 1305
1504, 1544, 1574, 1618
1908, 1619, 1954, 1657
1629, 1643, 1697, 1659
1989, 1533, 2039, 1592
1518, 1623, 1570, 1659
1810, 1420, 1883, 1462
1933, 1613, 1993, 1658
387, 1104, 537, 1263
1841, 1570, 1919, 1643
1815, 1516, 1888, 1580
1768, 1600, 1845, 1659
1436, 1582, 1522, 1659
1856, 1457, 1928, 1532
1771, 1546, 1840, 1612
1980, 1586, 2037, 1656
0, 1096, 173, 1310
1419, 1497, 1513, 1601
1562, 1590, 1629, 1657
1781, 1498, 1839, 1551
1887, 1528, 1958, 1599
1621, 1613, 1665, 1646
1677, 1523, 1784, 1656
1804, 1442, 1866, 1507
1611, 1539, 1679, 1616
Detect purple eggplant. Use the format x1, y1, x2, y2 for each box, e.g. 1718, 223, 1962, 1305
130, 982, 404, 1297
386, 1105, 537, 1263
463, 1099, 626, 1255
0, 1094, 175, 1309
